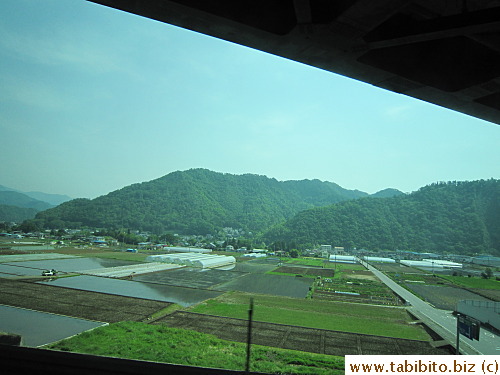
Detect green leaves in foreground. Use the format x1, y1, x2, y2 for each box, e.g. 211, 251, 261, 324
47, 321, 344, 374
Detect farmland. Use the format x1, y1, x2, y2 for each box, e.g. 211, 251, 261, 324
270, 265, 335, 278
188, 291, 429, 340
440, 275, 500, 291
46, 321, 345, 374
0, 278, 173, 322
156, 311, 449, 356
382, 269, 500, 306
403, 284, 491, 310
0, 248, 455, 366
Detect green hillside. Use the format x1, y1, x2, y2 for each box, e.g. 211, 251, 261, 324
32, 169, 371, 234
0, 204, 39, 222
262, 179, 500, 255
0, 191, 53, 211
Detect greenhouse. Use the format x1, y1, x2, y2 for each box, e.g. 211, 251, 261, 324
422, 259, 462, 268
329, 255, 358, 264
400, 259, 462, 269
146, 253, 236, 268
191, 256, 236, 269
163, 247, 211, 253
363, 256, 396, 263
243, 253, 266, 258
180, 254, 218, 266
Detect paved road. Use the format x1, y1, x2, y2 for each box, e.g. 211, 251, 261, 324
359, 259, 500, 355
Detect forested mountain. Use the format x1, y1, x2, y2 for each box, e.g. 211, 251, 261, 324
262, 180, 500, 255
22, 191, 72, 206
370, 188, 406, 198
0, 204, 40, 223
0, 190, 54, 222
33, 169, 387, 234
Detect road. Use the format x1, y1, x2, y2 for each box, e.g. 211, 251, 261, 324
358, 259, 500, 355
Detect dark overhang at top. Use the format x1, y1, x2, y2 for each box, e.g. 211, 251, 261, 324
88, 0, 500, 125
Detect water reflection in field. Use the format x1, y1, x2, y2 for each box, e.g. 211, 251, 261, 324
4, 257, 138, 274
0, 263, 46, 276
38, 275, 222, 307
0, 304, 105, 347
134, 267, 247, 289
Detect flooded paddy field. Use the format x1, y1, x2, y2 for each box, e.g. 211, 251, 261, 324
0, 278, 172, 323
0, 253, 80, 262
134, 267, 248, 289
38, 275, 222, 307
0, 304, 105, 347
2, 257, 139, 274
0, 263, 50, 277
134, 258, 311, 298
156, 311, 449, 355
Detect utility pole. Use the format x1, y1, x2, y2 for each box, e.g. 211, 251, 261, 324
246, 298, 254, 373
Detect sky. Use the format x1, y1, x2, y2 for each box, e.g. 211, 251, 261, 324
1, 0, 499, 199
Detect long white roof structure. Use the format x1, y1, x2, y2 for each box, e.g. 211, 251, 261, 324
146, 253, 235, 269
363, 256, 396, 263
329, 255, 357, 264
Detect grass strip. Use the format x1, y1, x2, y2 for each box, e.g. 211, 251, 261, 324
148, 304, 184, 321
46, 321, 344, 374
439, 275, 500, 290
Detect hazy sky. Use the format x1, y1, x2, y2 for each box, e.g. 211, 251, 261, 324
1, 0, 499, 199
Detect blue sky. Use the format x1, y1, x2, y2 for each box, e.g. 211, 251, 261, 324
1, 0, 499, 199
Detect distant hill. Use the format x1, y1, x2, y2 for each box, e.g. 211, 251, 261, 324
33, 169, 374, 233
0, 185, 73, 222
371, 188, 406, 198
23, 191, 72, 206
0, 204, 39, 223
0, 191, 53, 211
262, 179, 500, 255
0, 185, 72, 206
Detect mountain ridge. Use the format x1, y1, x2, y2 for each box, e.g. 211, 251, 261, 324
262, 179, 500, 255
0, 184, 72, 206
32, 168, 402, 233
0, 185, 73, 222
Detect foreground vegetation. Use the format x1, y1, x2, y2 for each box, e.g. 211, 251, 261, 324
46, 321, 344, 374
189, 292, 428, 340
